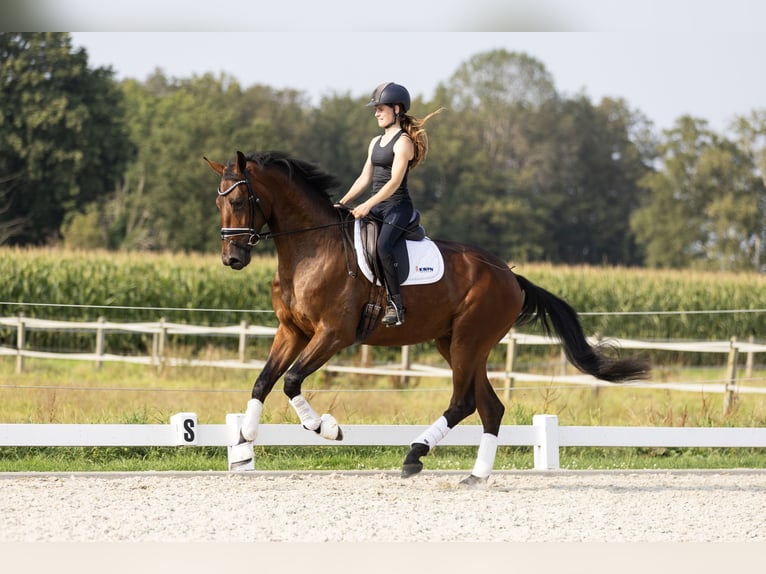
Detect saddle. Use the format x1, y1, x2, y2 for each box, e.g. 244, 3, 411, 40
354, 211, 444, 343
359, 211, 426, 284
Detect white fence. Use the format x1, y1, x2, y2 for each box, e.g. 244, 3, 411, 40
1, 315, 765, 471
1, 413, 764, 471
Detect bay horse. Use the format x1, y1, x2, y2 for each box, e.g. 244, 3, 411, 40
206, 150, 649, 486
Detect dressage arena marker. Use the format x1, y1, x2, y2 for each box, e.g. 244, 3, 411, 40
170, 412, 198, 445
2, 412, 766, 471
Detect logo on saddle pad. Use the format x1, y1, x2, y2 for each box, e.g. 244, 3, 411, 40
354, 220, 444, 286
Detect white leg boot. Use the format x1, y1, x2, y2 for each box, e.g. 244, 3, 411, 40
241, 398, 263, 442
290, 395, 344, 441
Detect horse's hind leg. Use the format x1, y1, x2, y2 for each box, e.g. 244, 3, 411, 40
402, 336, 478, 478
402, 340, 506, 486
401, 393, 476, 478
459, 376, 504, 487
240, 324, 308, 442
280, 326, 356, 441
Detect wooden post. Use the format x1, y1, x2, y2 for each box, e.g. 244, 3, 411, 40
400, 345, 410, 388
16, 313, 25, 374
95, 316, 105, 369
503, 332, 518, 403
360, 345, 370, 367
151, 327, 159, 366
723, 336, 739, 416
745, 335, 754, 381
156, 317, 167, 371
238, 320, 248, 363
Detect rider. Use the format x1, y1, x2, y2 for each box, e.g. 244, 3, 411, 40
337, 82, 443, 326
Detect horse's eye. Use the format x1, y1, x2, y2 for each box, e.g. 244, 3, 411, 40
231, 198, 245, 211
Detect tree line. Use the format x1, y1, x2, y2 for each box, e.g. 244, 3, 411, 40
2, 33, 765, 271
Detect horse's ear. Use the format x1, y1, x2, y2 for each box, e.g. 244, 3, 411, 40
236, 151, 247, 174
204, 156, 225, 176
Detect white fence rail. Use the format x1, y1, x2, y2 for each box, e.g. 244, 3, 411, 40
1, 413, 764, 471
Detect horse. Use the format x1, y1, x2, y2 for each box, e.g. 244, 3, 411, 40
205, 150, 650, 486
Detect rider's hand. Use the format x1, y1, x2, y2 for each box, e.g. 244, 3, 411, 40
351, 201, 372, 219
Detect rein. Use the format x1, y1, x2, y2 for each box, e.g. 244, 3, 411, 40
217, 172, 354, 260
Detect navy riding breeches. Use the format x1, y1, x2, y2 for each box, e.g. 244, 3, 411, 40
371, 200, 414, 297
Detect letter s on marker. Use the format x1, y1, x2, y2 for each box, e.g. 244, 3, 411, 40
183, 418, 196, 442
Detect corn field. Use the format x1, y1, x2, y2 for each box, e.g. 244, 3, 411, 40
1, 248, 764, 357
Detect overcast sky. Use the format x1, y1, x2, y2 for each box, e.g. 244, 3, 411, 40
7, 0, 763, 135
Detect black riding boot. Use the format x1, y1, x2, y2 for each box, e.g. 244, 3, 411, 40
382, 294, 405, 326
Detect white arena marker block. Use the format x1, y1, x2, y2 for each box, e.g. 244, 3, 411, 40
533, 414, 560, 470
170, 412, 198, 446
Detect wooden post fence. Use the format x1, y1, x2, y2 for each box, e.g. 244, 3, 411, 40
95, 316, 106, 369
15, 313, 25, 374
503, 333, 518, 402
724, 336, 739, 416
400, 345, 411, 387
238, 320, 248, 363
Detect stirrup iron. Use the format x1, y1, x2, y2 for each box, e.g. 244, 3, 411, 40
382, 295, 405, 327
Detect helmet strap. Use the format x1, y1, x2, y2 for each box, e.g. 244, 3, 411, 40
383, 104, 399, 129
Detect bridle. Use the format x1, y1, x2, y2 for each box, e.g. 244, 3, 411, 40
216, 164, 357, 275
217, 167, 266, 247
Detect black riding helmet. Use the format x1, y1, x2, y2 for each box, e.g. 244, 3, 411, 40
367, 82, 411, 114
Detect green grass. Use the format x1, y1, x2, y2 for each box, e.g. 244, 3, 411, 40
2, 445, 764, 473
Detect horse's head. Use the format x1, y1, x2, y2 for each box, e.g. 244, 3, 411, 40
205, 151, 267, 270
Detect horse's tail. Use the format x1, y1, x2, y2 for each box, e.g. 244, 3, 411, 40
513, 274, 650, 383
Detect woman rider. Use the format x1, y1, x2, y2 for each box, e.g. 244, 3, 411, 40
337, 82, 443, 326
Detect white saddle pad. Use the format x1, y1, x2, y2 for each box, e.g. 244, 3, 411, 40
354, 219, 445, 286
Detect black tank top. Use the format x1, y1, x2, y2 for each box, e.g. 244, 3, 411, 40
371, 130, 411, 204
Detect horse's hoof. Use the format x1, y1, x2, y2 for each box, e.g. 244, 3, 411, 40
401, 462, 423, 478
318, 413, 343, 441
459, 474, 488, 489
228, 440, 254, 471
401, 443, 429, 478
229, 458, 254, 470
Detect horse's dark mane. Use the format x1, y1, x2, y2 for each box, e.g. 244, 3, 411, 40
227, 151, 340, 203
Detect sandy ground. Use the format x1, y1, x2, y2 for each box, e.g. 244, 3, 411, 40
2, 470, 765, 543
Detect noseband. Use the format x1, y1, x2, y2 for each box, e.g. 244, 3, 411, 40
217, 168, 265, 247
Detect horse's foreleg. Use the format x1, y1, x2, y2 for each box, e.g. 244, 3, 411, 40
241, 326, 308, 442
281, 328, 352, 441
241, 397, 263, 442
288, 394, 343, 440
289, 394, 321, 432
